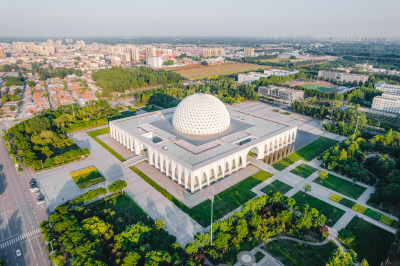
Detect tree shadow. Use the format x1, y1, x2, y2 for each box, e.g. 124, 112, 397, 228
0, 164, 7, 195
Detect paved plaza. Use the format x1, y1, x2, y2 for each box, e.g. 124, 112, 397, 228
135, 161, 259, 208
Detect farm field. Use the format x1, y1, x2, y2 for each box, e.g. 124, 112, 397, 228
167, 63, 270, 79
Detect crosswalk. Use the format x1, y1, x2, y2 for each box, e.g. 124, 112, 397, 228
0, 228, 41, 249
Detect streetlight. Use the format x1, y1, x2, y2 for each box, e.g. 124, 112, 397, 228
209, 195, 214, 246
49, 239, 56, 254
353, 116, 361, 140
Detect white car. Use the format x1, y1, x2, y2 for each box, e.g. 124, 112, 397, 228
16, 249, 22, 257
29, 184, 39, 193
37, 195, 46, 204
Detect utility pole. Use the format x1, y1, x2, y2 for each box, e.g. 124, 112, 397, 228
353, 116, 361, 140
210, 195, 214, 246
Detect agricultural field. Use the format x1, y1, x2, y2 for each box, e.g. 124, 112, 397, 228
167, 63, 269, 79
257, 58, 285, 63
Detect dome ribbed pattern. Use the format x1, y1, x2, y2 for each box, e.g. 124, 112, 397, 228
172, 93, 230, 135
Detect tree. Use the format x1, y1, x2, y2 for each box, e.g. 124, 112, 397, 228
302, 184, 312, 195
201, 61, 208, 65
162, 60, 174, 66
326, 248, 357, 266
9, 106, 15, 111
338, 229, 355, 248
318, 170, 328, 183
107, 180, 127, 194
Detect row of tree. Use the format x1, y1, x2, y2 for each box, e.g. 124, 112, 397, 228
92, 67, 183, 97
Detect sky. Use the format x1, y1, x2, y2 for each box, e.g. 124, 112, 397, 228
1, 0, 399, 38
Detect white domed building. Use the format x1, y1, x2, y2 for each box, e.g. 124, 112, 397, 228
110, 93, 297, 193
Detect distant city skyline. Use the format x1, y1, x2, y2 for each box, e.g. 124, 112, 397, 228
0, 0, 399, 38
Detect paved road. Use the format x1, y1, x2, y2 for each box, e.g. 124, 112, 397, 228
0, 122, 50, 266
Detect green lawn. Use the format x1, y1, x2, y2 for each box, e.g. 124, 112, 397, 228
142, 105, 160, 112
108, 110, 137, 122
292, 192, 345, 227
69, 166, 106, 189
346, 217, 395, 266
300, 83, 335, 92
261, 180, 293, 195
264, 239, 337, 266
313, 174, 366, 200
272, 137, 338, 170
131, 166, 273, 227
87, 127, 126, 162
290, 164, 317, 178
338, 197, 355, 208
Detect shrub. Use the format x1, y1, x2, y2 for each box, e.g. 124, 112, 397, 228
338, 229, 355, 248
329, 194, 343, 203
352, 204, 367, 214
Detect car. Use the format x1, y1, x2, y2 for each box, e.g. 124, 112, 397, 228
29, 179, 37, 186
16, 249, 22, 257
29, 184, 39, 193
37, 195, 45, 204
37, 194, 44, 200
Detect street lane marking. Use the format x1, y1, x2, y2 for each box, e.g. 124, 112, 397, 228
0, 228, 41, 250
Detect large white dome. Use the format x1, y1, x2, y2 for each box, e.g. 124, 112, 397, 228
172, 93, 231, 136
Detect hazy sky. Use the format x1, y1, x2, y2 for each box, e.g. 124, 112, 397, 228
1, 0, 399, 37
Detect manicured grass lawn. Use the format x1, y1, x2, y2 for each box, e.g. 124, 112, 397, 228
346, 217, 395, 266
261, 180, 293, 195
69, 166, 106, 189
108, 110, 137, 121
281, 111, 292, 115
87, 127, 125, 162
290, 164, 317, 178
271, 109, 279, 112
131, 166, 273, 227
338, 197, 355, 208
364, 208, 382, 220
142, 105, 160, 112
255, 251, 265, 263
264, 239, 337, 266
293, 192, 345, 227
313, 174, 366, 200
272, 137, 338, 170
300, 83, 335, 92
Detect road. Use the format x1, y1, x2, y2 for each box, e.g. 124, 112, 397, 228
0, 122, 50, 266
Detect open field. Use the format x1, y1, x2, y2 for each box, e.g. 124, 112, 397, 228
272, 137, 338, 170
257, 58, 284, 63
300, 83, 336, 92
293, 192, 345, 227
261, 180, 293, 195
167, 63, 270, 79
313, 174, 366, 200
69, 166, 106, 189
346, 217, 395, 266
264, 239, 337, 266
131, 166, 273, 227
290, 164, 317, 178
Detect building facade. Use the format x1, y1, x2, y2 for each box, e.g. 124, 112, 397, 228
109, 94, 297, 193
372, 93, 400, 114
264, 69, 299, 77
244, 47, 255, 57
374, 81, 400, 95
318, 70, 368, 84
258, 85, 304, 104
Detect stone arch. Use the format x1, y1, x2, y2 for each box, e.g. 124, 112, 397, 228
239, 156, 243, 167
225, 162, 230, 173
175, 167, 179, 179
210, 168, 216, 180
249, 146, 260, 157
270, 141, 273, 151
194, 176, 199, 186
202, 173, 207, 184
181, 171, 185, 184
292, 132, 295, 141
279, 138, 282, 147
284, 135, 287, 145
152, 153, 156, 166
218, 165, 223, 176
163, 159, 167, 172
232, 159, 236, 170
274, 139, 278, 148
168, 163, 172, 177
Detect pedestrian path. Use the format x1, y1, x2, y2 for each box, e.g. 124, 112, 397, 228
0, 228, 41, 250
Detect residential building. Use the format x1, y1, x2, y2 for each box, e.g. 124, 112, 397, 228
244, 47, 255, 57
145, 46, 156, 58
318, 70, 368, 84
258, 85, 304, 104
202, 48, 224, 57
372, 93, 400, 114
264, 69, 299, 77
146, 56, 163, 68
374, 81, 400, 95
0, 47, 6, 59
162, 49, 173, 55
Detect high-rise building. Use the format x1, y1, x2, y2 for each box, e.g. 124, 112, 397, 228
244, 47, 255, 57
131, 47, 140, 61
0, 47, 6, 59
202, 48, 224, 57
76, 40, 85, 46
318, 70, 368, 84
146, 56, 163, 68
162, 49, 173, 55
55, 40, 62, 46
145, 46, 156, 58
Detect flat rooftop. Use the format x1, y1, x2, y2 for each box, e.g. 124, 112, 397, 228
111, 107, 293, 168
